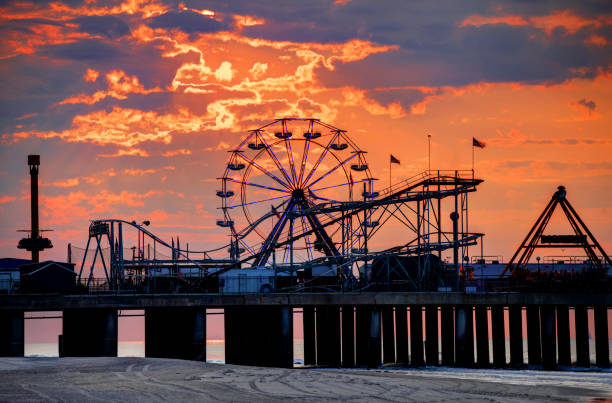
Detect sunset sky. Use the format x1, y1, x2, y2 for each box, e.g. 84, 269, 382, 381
1, 0, 611, 263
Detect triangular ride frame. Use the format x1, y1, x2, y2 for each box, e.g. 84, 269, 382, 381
500, 186, 611, 277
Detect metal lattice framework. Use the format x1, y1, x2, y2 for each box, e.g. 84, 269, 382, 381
78, 118, 484, 291
215, 118, 484, 290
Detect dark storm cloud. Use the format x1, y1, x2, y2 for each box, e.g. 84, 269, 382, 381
316, 20, 611, 89
39, 39, 123, 61
147, 10, 231, 34
180, 0, 611, 88
72, 16, 131, 39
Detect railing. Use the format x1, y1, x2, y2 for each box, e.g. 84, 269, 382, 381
16, 267, 607, 295
377, 169, 476, 198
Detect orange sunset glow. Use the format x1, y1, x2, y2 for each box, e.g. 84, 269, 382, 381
0, 0, 610, 263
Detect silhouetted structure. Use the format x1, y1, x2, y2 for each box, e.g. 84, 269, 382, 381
501, 185, 611, 277
17, 155, 52, 263
19, 261, 75, 293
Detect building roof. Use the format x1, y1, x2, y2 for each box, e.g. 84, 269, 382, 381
20, 261, 76, 276
0, 257, 31, 271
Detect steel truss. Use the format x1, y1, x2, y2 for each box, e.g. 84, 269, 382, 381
78, 219, 234, 290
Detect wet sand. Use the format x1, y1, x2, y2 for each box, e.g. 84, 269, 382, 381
0, 357, 610, 402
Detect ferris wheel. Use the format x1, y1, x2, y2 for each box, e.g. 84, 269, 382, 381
217, 118, 375, 267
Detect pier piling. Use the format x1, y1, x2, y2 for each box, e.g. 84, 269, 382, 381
556, 305, 571, 367
574, 305, 590, 368
382, 306, 395, 364
410, 305, 424, 366
303, 306, 316, 366
491, 306, 505, 367
508, 305, 523, 368
425, 305, 439, 366
454, 305, 474, 367
316, 306, 341, 367
526, 306, 542, 366
341, 305, 355, 367
441, 306, 454, 366
145, 307, 206, 361
475, 305, 489, 368
0, 310, 24, 357
225, 306, 292, 368
62, 309, 117, 357
594, 305, 609, 368
395, 305, 409, 365
540, 305, 557, 370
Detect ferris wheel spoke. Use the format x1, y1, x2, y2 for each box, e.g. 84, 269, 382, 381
238, 238, 256, 256
236, 151, 291, 189
283, 129, 298, 184
225, 178, 289, 193
302, 131, 340, 186
297, 120, 314, 187
307, 152, 360, 188
225, 194, 291, 210
256, 131, 294, 187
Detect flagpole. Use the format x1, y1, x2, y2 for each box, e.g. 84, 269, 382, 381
428, 134, 431, 172
389, 158, 392, 191
471, 142, 474, 174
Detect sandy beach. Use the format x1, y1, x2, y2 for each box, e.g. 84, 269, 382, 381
0, 357, 610, 402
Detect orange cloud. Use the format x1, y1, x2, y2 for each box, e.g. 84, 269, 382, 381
49, 177, 80, 188
234, 15, 265, 28
487, 128, 610, 147
460, 10, 612, 36
83, 68, 99, 83
0, 0, 169, 21
0, 195, 16, 204
99, 148, 150, 158
249, 62, 268, 79
41, 189, 163, 225
15, 106, 207, 147
584, 34, 609, 47
460, 15, 528, 28
162, 149, 192, 157
122, 168, 156, 175
60, 70, 162, 105
336, 88, 406, 118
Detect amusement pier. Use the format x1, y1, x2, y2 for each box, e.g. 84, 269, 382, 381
1, 118, 610, 371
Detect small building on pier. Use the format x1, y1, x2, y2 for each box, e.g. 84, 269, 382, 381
19, 261, 76, 293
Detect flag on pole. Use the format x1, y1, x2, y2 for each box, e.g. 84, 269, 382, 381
472, 138, 486, 148
390, 154, 401, 164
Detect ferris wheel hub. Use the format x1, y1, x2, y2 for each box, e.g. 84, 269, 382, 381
291, 188, 305, 198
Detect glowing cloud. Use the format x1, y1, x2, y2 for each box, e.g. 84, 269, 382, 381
60, 70, 163, 105
461, 10, 612, 36
83, 68, 99, 83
